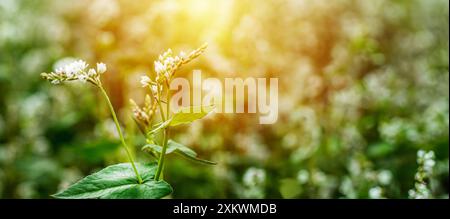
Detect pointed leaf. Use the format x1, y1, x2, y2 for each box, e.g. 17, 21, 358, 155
53, 163, 172, 199
142, 143, 177, 154
142, 140, 217, 165
175, 149, 217, 165
100, 180, 172, 199
170, 105, 215, 126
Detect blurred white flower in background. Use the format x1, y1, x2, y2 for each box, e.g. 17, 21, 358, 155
417, 150, 435, 173
140, 76, 152, 87
379, 118, 406, 144
369, 186, 383, 199
340, 177, 356, 198
242, 167, 266, 199
88, 0, 120, 26
243, 167, 266, 187
296, 169, 309, 184
377, 170, 392, 186
96, 63, 107, 74
409, 150, 436, 199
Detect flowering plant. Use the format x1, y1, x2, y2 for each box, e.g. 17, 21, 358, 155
41, 44, 215, 199
408, 150, 436, 199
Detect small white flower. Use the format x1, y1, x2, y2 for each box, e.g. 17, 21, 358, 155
369, 186, 383, 199
424, 151, 434, 160
378, 170, 392, 185
64, 60, 88, 77
179, 51, 187, 59
87, 68, 97, 77
73, 60, 88, 72
77, 74, 88, 82
243, 168, 266, 187
140, 76, 151, 87
151, 85, 158, 94
416, 183, 427, 191
164, 72, 170, 80
51, 79, 60, 84
408, 190, 416, 198
165, 49, 172, 56
154, 61, 165, 75
55, 67, 64, 74
417, 150, 425, 159
296, 170, 309, 184
417, 150, 435, 173
64, 65, 75, 77
97, 62, 107, 74
424, 159, 435, 172
164, 58, 172, 67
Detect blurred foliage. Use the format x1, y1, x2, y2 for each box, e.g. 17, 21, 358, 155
0, 0, 448, 198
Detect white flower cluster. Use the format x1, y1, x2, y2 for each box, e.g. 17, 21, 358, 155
41, 60, 107, 85
133, 44, 207, 130
140, 44, 207, 89
154, 49, 184, 83
139, 49, 186, 91
139, 49, 186, 96
140, 76, 159, 94
379, 118, 405, 144
417, 150, 435, 173
409, 183, 431, 199
408, 150, 435, 199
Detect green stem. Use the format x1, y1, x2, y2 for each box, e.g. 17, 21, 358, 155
155, 86, 171, 181
155, 128, 168, 180
157, 99, 166, 121
99, 85, 143, 184
150, 87, 166, 121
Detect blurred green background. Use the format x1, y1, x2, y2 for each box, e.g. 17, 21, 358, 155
0, 0, 448, 198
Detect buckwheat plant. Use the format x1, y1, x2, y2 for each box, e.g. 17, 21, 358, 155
408, 150, 435, 199
41, 44, 215, 199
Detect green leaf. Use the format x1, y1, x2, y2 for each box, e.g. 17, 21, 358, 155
147, 105, 215, 135
52, 163, 172, 199
367, 142, 396, 158
142, 140, 217, 165
143, 143, 176, 154
170, 105, 215, 126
